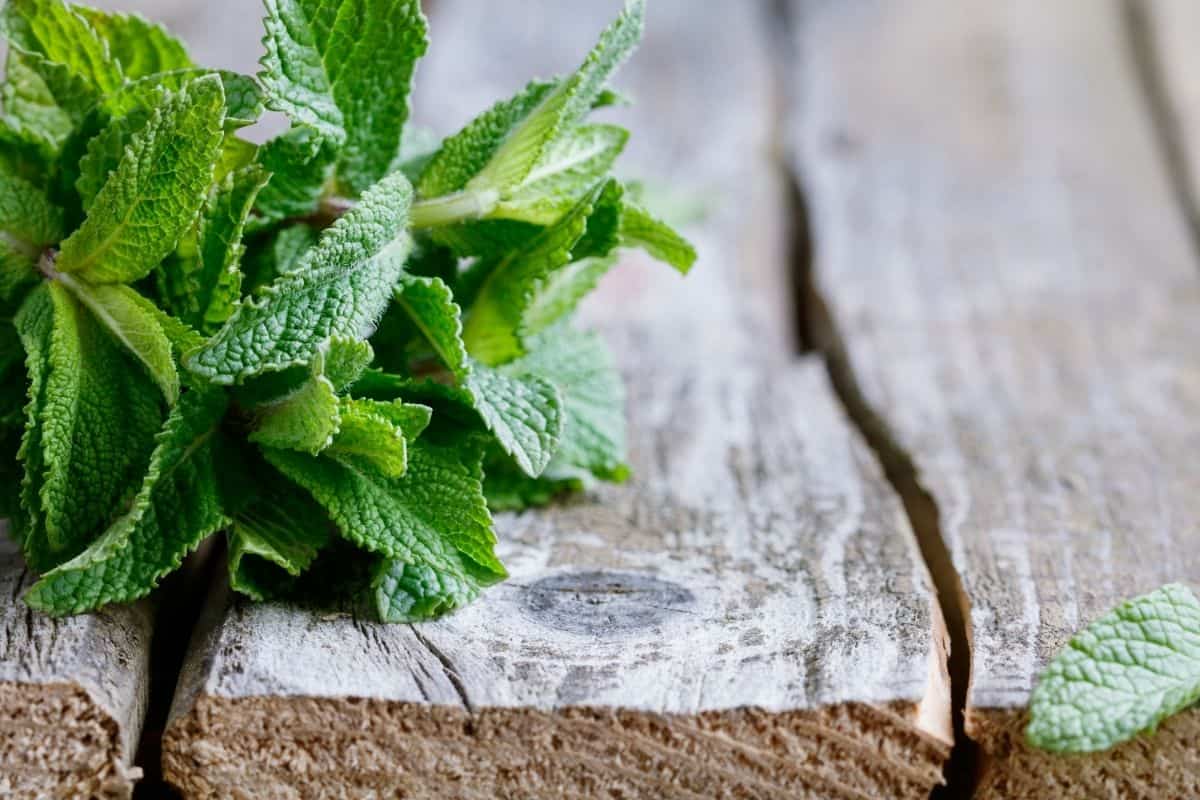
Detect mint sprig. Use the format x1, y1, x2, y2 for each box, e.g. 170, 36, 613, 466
1027, 583, 1200, 753
0, 0, 692, 622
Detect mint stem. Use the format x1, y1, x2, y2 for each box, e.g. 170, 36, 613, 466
409, 189, 499, 229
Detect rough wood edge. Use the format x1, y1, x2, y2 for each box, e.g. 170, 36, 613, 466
968, 706, 1200, 799
0, 681, 143, 799
164, 695, 950, 800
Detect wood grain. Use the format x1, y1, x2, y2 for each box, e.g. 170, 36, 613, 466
0, 531, 153, 799
162, 1, 951, 797
788, 0, 1200, 796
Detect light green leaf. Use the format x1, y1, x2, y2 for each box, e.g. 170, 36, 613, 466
227, 460, 332, 600
491, 124, 627, 225
373, 558, 484, 623
252, 125, 337, 225
265, 436, 506, 620
24, 386, 229, 614
188, 171, 413, 383
259, 0, 429, 194
14, 282, 162, 572
620, 198, 697, 274
0, 164, 64, 302
326, 397, 430, 478
158, 165, 269, 333
1027, 584, 1200, 754
508, 325, 628, 482
58, 276, 179, 404
249, 373, 341, 455
467, 0, 644, 195
325, 337, 374, 393
2, 0, 123, 94
1, 49, 88, 150
57, 75, 226, 284
393, 275, 468, 377
73, 6, 193, 78
462, 182, 601, 365
107, 69, 263, 129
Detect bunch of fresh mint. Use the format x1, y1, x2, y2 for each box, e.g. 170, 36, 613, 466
0, 0, 693, 621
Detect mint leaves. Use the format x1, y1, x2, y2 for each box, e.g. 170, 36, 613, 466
1027, 584, 1200, 753
0, 0, 691, 622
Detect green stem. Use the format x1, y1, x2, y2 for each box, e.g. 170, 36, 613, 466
409, 189, 499, 229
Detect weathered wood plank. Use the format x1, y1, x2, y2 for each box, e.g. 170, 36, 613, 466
162, 0, 951, 797
789, 0, 1200, 795
0, 532, 153, 799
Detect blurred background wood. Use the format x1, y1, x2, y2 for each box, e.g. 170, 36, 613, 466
788, 0, 1200, 796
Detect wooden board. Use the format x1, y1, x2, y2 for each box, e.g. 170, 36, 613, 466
787, 0, 1200, 796
161, 1, 952, 797
0, 530, 153, 799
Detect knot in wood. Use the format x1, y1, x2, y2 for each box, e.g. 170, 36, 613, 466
522, 571, 696, 636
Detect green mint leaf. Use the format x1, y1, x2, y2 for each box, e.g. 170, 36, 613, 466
58, 276, 179, 404
491, 123, 627, 226
252, 125, 337, 225
259, 0, 428, 194
158, 164, 269, 333
324, 337, 374, 393
2, 0, 122, 95
241, 223, 317, 294
24, 386, 229, 614
373, 557, 486, 623
467, 0, 644, 196
227, 459, 332, 601
1027, 583, 1200, 754
188, 171, 413, 383
57, 75, 226, 284
462, 181, 602, 365
73, 6, 193, 78
107, 69, 263, 129
508, 325, 628, 482
394, 275, 564, 476
620, 198, 697, 273
326, 397, 430, 479
1, 49, 92, 150
14, 282, 161, 572
249, 372, 341, 455
74, 103, 151, 213
0, 164, 64, 302
264, 435, 506, 620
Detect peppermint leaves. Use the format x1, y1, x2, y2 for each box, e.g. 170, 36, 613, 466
0, 0, 692, 622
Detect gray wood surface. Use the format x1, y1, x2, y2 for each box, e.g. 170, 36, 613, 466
161, 1, 951, 798
0, 531, 153, 799
788, 0, 1200, 796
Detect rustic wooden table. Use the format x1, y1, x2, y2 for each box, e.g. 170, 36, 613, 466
1, 1, 1198, 798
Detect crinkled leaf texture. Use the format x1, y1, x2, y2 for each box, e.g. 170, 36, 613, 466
25, 386, 230, 614
188, 171, 414, 383
1027, 583, 1200, 753
0, 164, 63, 302
57, 74, 227, 284
259, 0, 428, 194
265, 436, 506, 622
15, 282, 162, 573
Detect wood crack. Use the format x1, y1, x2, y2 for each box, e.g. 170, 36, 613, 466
408, 626, 474, 713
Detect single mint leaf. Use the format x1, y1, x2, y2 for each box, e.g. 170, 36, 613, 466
259, 0, 429, 194
508, 325, 628, 482
620, 198, 697, 274
59, 276, 179, 404
227, 459, 332, 601
264, 436, 506, 610
467, 0, 644, 195
1, 49, 88, 151
491, 123, 628, 226
326, 397, 430, 479
57, 75, 226, 284
14, 282, 161, 572
0, 164, 64, 302
74, 6, 193, 78
1027, 583, 1200, 754
462, 182, 602, 365
249, 373, 341, 455
24, 386, 229, 614
2, 0, 123, 95
393, 275, 468, 377
188, 171, 413, 383
158, 164, 269, 333
325, 337, 374, 393
252, 125, 337, 225
373, 557, 485, 622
